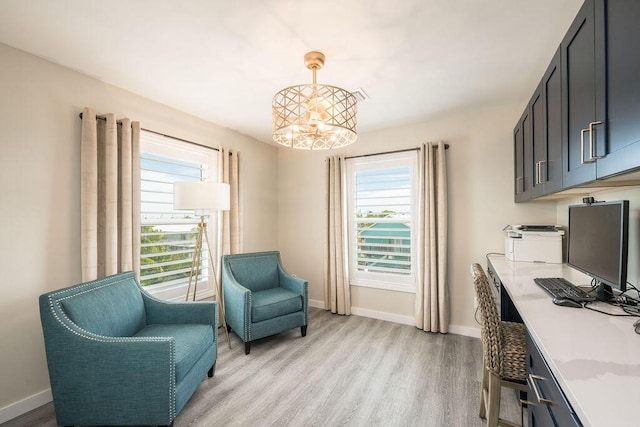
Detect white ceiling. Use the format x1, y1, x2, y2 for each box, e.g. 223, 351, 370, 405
0, 0, 583, 145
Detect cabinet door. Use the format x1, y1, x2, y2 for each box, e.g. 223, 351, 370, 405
527, 333, 582, 427
531, 49, 562, 199
529, 404, 556, 427
596, 0, 640, 178
561, 0, 603, 188
542, 48, 563, 195
514, 108, 532, 202
530, 84, 546, 198
514, 124, 523, 201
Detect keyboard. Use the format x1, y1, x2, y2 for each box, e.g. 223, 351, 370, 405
534, 277, 596, 302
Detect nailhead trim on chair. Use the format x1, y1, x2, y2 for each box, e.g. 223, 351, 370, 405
169, 339, 175, 421
245, 292, 252, 341
47, 274, 177, 423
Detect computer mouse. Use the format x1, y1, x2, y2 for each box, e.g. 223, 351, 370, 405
552, 298, 583, 308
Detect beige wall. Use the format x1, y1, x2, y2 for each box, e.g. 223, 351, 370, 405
0, 43, 278, 413
277, 103, 558, 333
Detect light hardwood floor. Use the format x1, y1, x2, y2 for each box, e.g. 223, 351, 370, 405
4, 308, 524, 427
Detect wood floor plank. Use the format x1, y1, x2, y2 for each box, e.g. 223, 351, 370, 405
3, 308, 525, 427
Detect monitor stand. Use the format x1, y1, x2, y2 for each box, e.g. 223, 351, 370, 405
593, 282, 614, 302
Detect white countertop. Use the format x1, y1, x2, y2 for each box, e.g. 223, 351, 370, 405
487, 255, 640, 427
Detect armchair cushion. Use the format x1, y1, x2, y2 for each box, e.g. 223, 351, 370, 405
134, 324, 214, 383
225, 254, 279, 292
252, 287, 303, 323
59, 275, 146, 337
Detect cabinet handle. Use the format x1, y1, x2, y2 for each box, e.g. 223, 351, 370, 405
580, 128, 592, 164
588, 120, 604, 161
535, 161, 541, 185
516, 176, 524, 194
528, 373, 555, 406
539, 160, 547, 183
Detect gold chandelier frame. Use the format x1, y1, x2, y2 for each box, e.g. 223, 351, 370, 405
272, 51, 358, 150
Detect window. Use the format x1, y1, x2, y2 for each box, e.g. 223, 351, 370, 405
139, 131, 218, 301
346, 151, 418, 293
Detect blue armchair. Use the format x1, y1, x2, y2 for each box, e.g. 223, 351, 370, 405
222, 251, 308, 354
39, 271, 217, 427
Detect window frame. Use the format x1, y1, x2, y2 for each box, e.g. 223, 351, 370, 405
139, 130, 220, 301
345, 151, 418, 294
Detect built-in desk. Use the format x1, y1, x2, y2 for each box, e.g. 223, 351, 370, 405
487, 255, 640, 427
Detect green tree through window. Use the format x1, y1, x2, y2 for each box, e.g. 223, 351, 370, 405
140, 224, 201, 286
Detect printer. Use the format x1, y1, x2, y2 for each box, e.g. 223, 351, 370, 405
504, 225, 564, 263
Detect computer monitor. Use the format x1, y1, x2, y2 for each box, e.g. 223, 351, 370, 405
567, 200, 629, 301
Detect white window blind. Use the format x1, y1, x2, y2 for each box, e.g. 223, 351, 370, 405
140, 131, 218, 300
346, 151, 418, 293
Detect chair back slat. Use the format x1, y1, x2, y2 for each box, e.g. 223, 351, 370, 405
471, 263, 502, 374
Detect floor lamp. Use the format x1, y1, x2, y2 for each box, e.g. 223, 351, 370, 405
174, 181, 231, 349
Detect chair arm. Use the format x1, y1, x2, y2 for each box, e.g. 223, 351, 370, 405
278, 270, 308, 296
278, 266, 309, 323
66, 338, 176, 425
222, 269, 251, 341
142, 291, 217, 328
40, 296, 178, 425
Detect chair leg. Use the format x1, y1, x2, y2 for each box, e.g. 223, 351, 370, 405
301, 325, 307, 337
208, 362, 216, 378
245, 341, 251, 355
486, 370, 502, 427
479, 365, 488, 419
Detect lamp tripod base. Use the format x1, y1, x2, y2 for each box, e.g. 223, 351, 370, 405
185, 217, 231, 349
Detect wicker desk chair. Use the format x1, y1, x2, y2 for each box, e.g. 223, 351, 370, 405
471, 263, 527, 427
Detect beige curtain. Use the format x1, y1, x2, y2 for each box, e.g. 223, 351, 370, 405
324, 156, 351, 315
415, 141, 449, 332
220, 148, 241, 255
81, 107, 141, 281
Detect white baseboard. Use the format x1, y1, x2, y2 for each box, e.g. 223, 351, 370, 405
308, 299, 325, 309
448, 324, 481, 338
0, 388, 52, 424
350, 306, 415, 326
310, 300, 481, 338
309, 300, 413, 326
351, 307, 480, 338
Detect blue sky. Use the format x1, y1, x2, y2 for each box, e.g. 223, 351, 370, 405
355, 167, 411, 215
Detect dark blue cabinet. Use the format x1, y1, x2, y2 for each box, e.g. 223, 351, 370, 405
515, 48, 563, 201
531, 48, 563, 198
561, 0, 603, 188
527, 332, 582, 426
514, 108, 532, 202
518, 0, 640, 201
595, 0, 640, 179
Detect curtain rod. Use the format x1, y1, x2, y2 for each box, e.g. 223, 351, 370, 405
344, 144, 449, 160
78, 112, 219, 152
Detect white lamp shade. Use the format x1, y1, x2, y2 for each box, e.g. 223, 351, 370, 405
173, 181, 230, 212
